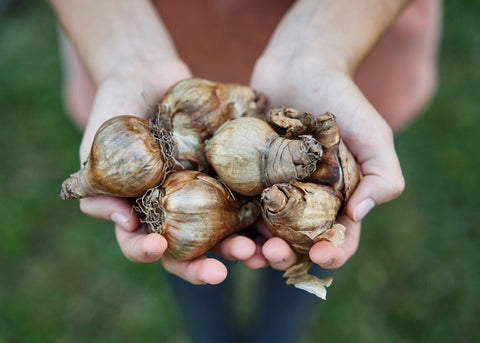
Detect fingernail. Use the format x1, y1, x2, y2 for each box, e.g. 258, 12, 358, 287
110, 212, 129, 228
353, 198, 375, 222
147, 251, 163, 258
269, 257, 287, 264
321, 259, 334, 267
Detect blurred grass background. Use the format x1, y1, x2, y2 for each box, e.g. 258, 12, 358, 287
0, 1, 479, 342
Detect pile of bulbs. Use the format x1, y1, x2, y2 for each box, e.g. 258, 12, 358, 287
60, 78, 360, 299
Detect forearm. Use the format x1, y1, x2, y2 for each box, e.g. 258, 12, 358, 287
49, 0, 182, 85
262, 0, 410, 75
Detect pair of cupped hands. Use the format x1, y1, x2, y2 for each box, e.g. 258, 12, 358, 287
78, 56, 404, 285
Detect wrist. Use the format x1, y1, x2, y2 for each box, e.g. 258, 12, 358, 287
51, 0, 189, 87
251, 53, 353, 105
259, 0, 410, 76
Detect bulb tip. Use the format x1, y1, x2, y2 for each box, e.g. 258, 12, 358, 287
261, 184, 289, 213
59, 177, 81, 200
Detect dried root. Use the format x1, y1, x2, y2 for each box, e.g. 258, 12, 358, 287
135, 186, 166, 234
147, 103, 180, 174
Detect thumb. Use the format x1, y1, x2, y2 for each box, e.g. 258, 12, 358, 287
345, 139, 405, 222
80, 195, 139, 232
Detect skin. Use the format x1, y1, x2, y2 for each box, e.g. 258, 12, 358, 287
50, 0, 441, 284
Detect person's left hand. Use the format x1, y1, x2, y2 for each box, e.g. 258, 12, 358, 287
249, 55, 404, 271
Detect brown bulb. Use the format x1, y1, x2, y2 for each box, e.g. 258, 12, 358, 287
162, 77, 266, 140
260, 181, 348, 299
135, 170, 260, 260
261, 181, 345, 255
205, 117, 323, 196
60, 116, 169, 199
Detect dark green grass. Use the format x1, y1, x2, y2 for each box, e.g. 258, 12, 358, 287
0, 2, 479, 342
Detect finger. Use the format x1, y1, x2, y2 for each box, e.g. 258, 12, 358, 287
347, 128, 405, 222
243, 240, 268, 269
253, 220, 274, 239
262, 237, 299, 271
309, 216, 361, 269
80, 196, 138, 232
213, 235, 257, 261
161, 256, 228, 285
115, 226, 168, 263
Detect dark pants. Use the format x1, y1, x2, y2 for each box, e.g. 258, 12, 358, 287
167, 260, 331, 343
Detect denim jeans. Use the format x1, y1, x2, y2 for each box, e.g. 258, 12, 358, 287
166, 257, 330, 343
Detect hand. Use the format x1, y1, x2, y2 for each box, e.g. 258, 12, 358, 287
250, 55, 405, 270
78, 64, 264, 285
52, 0, 267, 285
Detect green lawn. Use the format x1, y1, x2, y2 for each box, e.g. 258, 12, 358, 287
1, 2, 479, 342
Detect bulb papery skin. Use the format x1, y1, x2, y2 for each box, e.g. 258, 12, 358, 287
205, 117, 322, 196
261, 186, 288, 213
171, 131, 207, 171
60, 116, 166, 199
338, 140, 361, 201
261, 181, 344, 254
135, 170, 260, 261
268, 108, 361, 201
